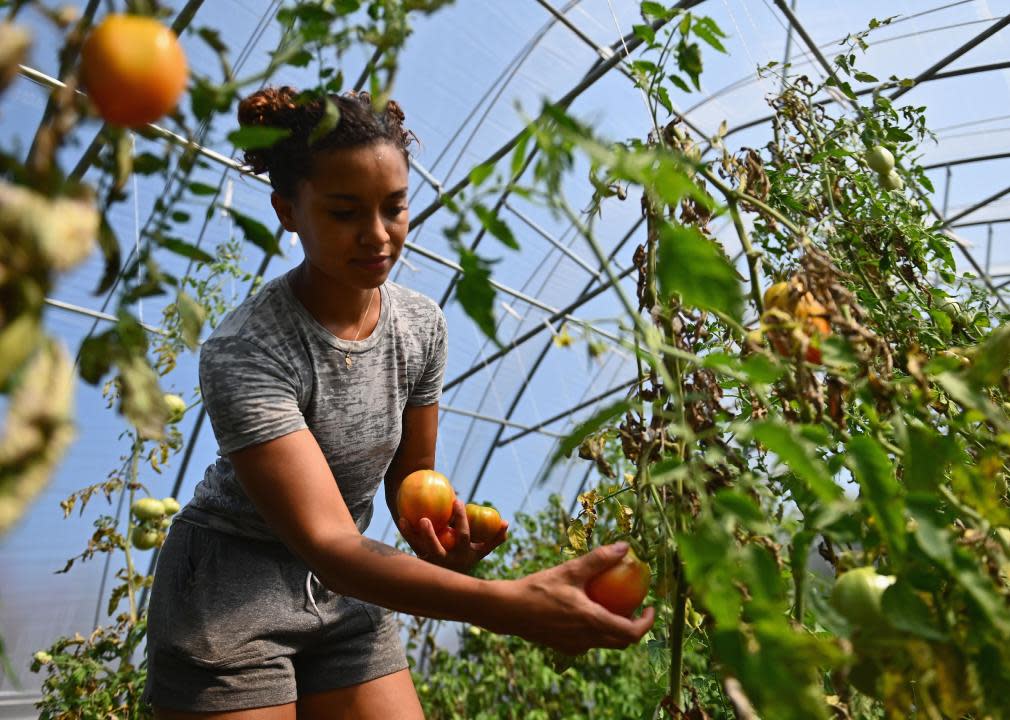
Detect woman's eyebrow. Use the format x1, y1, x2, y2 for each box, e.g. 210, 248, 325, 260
325, 188, 408, 201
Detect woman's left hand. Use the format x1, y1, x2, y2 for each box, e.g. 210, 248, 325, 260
398, 499, 509, 573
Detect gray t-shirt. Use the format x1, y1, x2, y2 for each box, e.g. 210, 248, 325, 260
180, 271, 448, 541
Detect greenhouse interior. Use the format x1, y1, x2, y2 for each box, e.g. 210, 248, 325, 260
5, 0, 1010, 717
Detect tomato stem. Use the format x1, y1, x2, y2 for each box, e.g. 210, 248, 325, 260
123, 434, 142, 626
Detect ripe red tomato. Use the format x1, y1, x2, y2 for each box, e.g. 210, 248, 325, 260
465, 503, 503, 543
80, 14, 188, 127
396, 469, 455, 531
585, 548, 651, 616
436, 526, 457, 551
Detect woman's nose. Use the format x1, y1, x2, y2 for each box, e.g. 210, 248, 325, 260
359, 210, 390, 247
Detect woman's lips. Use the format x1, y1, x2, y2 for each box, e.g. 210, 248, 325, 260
355, 256, 390, 271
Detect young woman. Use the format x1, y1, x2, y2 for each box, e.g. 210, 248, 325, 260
143, 87, 654, 719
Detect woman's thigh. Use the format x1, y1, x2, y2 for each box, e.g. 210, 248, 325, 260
296, 668, 423, 720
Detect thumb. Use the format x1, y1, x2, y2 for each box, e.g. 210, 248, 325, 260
569, 542, 629, 581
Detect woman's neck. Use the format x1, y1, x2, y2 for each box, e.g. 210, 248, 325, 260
288, 262, 380, 340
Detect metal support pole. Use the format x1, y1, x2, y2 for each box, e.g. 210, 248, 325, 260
443, 231, 640, 392
505, 201, 607, 279
942, 183, 1010, 228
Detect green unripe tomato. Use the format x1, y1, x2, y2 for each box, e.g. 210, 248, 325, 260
131, 526, 160, 550
33, 650, 53, 665
131, 497, 165, 521
161, 496, 180, 515
864, 145, 894, 174
160, 517, 172, 530
164, 393, 187, 424
831, 566, 895, 628
879, 170, 903, 191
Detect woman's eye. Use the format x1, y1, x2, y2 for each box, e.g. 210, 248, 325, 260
330, 209, 355, 220
385, 205, 408, 218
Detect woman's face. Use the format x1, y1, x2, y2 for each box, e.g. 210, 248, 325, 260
272, 141, 409, 290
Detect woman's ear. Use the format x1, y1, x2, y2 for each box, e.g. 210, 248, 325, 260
271, 191, 298, 232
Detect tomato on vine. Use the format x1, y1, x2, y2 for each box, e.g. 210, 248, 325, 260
80, 14, 189, 127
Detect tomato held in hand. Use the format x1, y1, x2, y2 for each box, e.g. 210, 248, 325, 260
397, 469, 456, 531
465, 503, 503, 543
80, 14, 188, 127
585, 547, 651, 616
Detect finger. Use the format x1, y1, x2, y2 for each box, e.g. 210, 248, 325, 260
417, 518, 448, 559
449, 499, 470, 547
567, 542, 629, 581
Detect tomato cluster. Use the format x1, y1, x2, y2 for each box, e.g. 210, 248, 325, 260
396, 470, 506, 551
752, 278, 832, 364
864, 145, 903, 191
129, 495, 180, 550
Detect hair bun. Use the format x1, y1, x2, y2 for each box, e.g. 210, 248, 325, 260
237, 86, 299, 128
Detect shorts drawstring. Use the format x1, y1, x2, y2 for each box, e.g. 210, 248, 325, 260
305, 571, 323, 622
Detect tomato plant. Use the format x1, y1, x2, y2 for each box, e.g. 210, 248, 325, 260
585, 547, 651, 617
80, 14, 189, 127
397, 469, 456, 530
465, 503, 503, 543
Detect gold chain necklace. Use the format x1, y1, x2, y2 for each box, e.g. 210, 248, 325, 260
345, 288, 376, 369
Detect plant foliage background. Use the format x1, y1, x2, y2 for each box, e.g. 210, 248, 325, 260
4, 0, 1010, 718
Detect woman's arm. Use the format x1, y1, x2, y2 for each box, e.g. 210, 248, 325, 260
229, 428, 654, 655
383, 402, 507, 571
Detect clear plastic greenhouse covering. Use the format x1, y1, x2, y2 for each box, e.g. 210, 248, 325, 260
4, 0, 1010, 708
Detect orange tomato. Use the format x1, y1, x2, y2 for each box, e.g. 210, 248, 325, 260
80, 14, 188, 127
396, 469, 456, 531
465, 503, 503, 544
585, 548, 651, 616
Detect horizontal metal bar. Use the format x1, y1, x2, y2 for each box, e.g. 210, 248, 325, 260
439, 403, 566, 438
951, 217, 1010, 229
16, 64, 443, 195
924, 150, 1010, 171
18, 63, 628, 345
45, 297, 167, 335
496, 377, 637, 447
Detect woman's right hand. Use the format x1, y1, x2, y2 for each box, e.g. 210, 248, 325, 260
481, 542, 655, 655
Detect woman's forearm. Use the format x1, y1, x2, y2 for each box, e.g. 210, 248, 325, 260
303, 529, 513, 629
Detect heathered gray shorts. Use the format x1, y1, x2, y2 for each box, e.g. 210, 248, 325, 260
142, 520, 408, 712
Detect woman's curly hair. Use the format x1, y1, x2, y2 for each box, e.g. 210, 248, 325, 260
237, 87, 415, 197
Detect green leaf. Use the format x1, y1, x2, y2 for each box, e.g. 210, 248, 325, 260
847, 435, 907, 556
227, 126, 292, 150
903, 424, 957, 493
223, 208, 282, 256
692, 17, 727, 53
455, 247, 498, 344
657, 222, 742, 321
967, 322, 1010, 386
881, 582, 945, 641
309, 97, 341, 146
159, 237, 215, 265
748, 421, 840, 503
854, 71, 878, 83
176, 292, 206, 351
473, 204, 518, 250
469, 162, 495, 187
739, 354, 786, 384
188, 182, 219, 196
